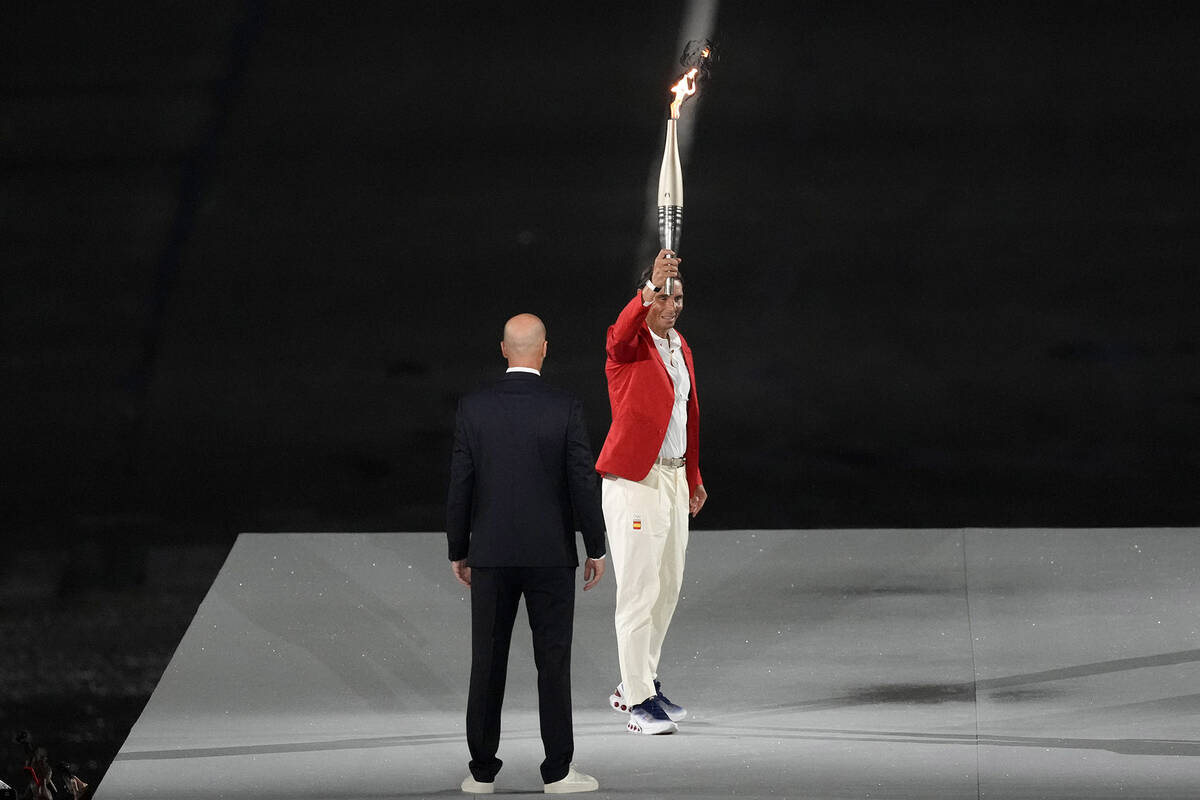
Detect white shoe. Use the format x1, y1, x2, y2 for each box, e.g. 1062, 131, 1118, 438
461, 774, 495, 794
544, 764, 599, 794
611, 681, 687, 722
608, 682, 632, 712
626, 697, 678, 735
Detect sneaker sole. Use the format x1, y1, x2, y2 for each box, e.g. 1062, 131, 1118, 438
544, 780, 600, 794
461, 778, 495, 793
626, 717, 677, 735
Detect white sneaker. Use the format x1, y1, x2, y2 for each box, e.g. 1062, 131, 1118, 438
608, 682, 632, 712
461, 774, 495, 794
544, 764, 599, 794
626, 697, 678, 735
610, 681, 687, 721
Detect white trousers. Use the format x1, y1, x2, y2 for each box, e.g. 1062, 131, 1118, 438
602, 464, 690, 706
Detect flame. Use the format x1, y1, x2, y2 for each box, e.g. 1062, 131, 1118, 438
668, 67, 700, 119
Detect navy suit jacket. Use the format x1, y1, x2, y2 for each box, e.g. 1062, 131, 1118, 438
446, 371, 606, 567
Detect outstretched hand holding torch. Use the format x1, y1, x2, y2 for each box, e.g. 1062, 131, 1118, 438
641, 249, 682, 303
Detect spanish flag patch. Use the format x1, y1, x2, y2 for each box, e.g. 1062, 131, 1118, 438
632, 517, 642, 530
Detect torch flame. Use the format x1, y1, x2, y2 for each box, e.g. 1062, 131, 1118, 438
668, 67, 700, 119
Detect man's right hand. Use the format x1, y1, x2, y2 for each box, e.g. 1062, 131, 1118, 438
451, 559, 471, 588
642, 249, 681, 303
583, 557, 606, 591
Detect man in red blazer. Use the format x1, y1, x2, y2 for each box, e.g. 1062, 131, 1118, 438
595, 249, 707, 735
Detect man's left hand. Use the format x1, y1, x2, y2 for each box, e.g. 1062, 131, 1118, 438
583, 557, 606, 591
690, 485, 708, 517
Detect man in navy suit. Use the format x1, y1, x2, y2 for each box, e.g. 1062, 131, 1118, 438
447, 313, 607, 795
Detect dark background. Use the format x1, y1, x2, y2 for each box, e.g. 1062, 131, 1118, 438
3, 0, 1198, 790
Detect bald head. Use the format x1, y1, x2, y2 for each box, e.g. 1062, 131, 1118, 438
501, 313, 547, 369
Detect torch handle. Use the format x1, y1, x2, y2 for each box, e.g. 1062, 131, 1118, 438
657, 205, 683, 295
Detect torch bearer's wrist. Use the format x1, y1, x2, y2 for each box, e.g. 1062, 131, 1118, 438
642, 281, 661, 305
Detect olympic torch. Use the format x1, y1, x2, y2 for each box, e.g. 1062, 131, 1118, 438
657, 45, 712, 296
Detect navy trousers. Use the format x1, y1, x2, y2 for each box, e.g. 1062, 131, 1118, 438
467, 566, 576, 784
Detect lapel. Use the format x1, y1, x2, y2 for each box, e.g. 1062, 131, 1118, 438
641, 325, 670, 383
679, 337, 695, 385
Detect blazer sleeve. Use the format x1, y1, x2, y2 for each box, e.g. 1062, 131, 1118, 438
445, 400, 474, 561
681, 338, 703, 494
607, 292, 652, 363
565, 396, 607, 559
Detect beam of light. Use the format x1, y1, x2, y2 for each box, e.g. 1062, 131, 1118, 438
640, 0, 719, 268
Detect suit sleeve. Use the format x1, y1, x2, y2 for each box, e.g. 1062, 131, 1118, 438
445, 400, 474, 561
607, 292, 652, 363
565, 396, 607, 559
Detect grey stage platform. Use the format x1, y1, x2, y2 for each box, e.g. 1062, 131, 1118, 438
98, 530, 1200, 799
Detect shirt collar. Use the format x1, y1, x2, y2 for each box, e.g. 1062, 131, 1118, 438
648, 326, 680, 350
506, 367, 541, 376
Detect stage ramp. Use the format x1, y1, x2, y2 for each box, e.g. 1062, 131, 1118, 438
97, 530, 1200, 799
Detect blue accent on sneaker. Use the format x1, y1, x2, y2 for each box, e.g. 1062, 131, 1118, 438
653, 680, 688, 722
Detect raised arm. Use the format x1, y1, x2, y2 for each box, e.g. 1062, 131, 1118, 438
607, 249, 681, 362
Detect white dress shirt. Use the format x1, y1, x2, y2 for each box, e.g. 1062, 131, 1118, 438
648, 326, 689, 459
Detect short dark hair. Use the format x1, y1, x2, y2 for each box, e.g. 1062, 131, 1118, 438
636, 263, 684, 292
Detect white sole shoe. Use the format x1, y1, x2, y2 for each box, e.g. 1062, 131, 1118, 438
608, 684, 631, 712
461, 775, 495, 794
611, 682, 688, 722
544, 764, 599, 793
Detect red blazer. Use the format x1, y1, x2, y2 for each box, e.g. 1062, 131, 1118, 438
595, 292, 702, 494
